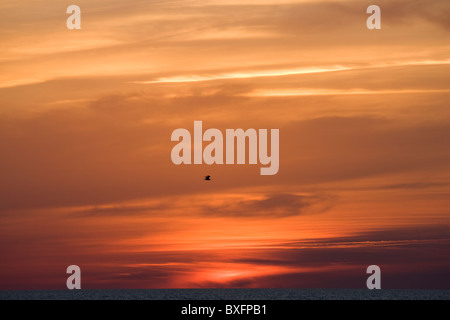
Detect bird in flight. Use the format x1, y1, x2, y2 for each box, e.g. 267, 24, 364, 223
204, 175, 211, 181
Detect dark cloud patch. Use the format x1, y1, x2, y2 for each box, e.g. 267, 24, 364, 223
68, 192, 337, 218
228, 225, 450, 265
191, 278, 259, 289
380, 0, 450, 31
366, 181, 450, 191
78, 203, 171, 216
264, 240, 450, 267
230, 266, 450, 289
226, 225, 450, 288
314, 225, 450, 244
205, 193, 337, 217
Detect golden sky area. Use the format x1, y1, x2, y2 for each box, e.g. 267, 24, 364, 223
0, 0, 449, 289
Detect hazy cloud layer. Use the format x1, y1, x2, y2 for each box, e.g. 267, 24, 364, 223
1, 0, 449, 87
1, 91, 449, 210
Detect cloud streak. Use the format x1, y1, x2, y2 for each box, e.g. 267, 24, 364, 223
130, 59, 450, 85
130, 66, 351, 84
244, 88, 450, 97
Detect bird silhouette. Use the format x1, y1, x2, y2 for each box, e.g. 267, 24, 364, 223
204, 175, 211, 181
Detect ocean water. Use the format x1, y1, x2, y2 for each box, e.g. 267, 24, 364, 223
0, 288, 449, 300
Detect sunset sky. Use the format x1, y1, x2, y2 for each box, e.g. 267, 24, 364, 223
1, 0, 449, 290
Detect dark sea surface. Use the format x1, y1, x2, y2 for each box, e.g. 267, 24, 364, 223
0, 289, 449, 300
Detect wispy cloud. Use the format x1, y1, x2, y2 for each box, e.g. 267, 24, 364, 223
244, 88, 450, 97
130, 59, 450, 85
130, 66, 350, 84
